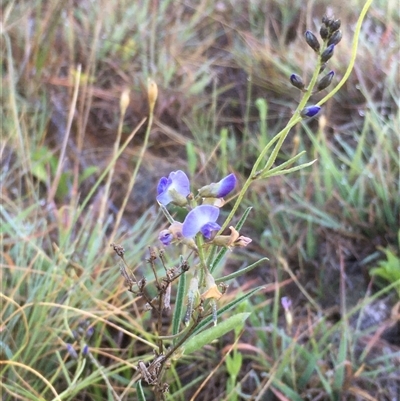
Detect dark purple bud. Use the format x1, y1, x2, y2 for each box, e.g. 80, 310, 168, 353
320, 44, 335, 63
301, 105, 321, 118
322, 15, 329, 25
82, 344, 89, 356
327, 30, 342, 47
319, 63, 327, 74
66, 344, 78, 359
290, 74, 305, 90
198, 173, 237, 198
305, 30, 320, 52
86, 327, 94, 338
329, 19, 341, 32
316, 71, 334, 91
320, 25, 329, 40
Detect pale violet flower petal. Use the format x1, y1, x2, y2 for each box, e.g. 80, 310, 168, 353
200, 222, 221, 239
182, 205, 220, 238
156, 170, 190, 206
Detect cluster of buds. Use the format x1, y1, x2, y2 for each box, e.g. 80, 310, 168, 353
66, 321, 93, 359
290, 15, 342, 118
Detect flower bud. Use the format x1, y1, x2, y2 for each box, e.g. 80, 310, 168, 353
301, 105, 321, 118
66, 344, 78, 359
320, 44, 334, 63
290, 73, 305, 90
319, 63, 327, 74
316, 70, 334, 91
86, 327, 94, 339
198, 173, 237, 199
82, 344, 89, 356
320, 25, 329, 40
120, 88, 130, 115
305, 30, 320, 52
158, 222, 183, 246
327, 30, 342, 47
147, 78, 158, 112
329, 19, 341, 33
281, 297, 293, 331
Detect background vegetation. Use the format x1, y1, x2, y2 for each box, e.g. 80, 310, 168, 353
1, 0, 399, 400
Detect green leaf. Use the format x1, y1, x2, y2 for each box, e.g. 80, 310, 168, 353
79, 166, 98, 184
186, 141, 197, 177
191, 286, 263, 337
172, 271, 187, 339
255, 98, 268, 149
260, 157, 317, 179
183, 313, 250, 355
225, 352, 243, 377
136, 380, 147, 401
31, 163, 48, 183
259, 150, 306, 176
215, 258, 268, 283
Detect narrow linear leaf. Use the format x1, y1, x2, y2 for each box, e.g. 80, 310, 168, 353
215, 258, 268, 283
234, 206, 252, 232
183, 313, 250, 355
191, 286, 263, 337
172, 272, 187, 338
259, 150, 307, 176
333, 327, 348, 392
271, 381, 304, 401
261, 159, 317, 179
136, 380, 147, 401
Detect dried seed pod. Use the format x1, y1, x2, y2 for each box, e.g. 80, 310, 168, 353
290, 73, 305, 90
327, 30, 342, 47
305, 30, 320, 52
316, 71, 335, 91
320, 44, 335, 62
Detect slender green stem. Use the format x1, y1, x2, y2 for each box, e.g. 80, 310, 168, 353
220, 1, 373, 232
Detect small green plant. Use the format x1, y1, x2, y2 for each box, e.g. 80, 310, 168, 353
107, 7, 374, 400
370, 233, 400, 297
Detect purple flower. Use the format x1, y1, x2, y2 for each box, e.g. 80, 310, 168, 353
198, 173, 237, 199
281, 296, 292, 311
66, 343, 78, 359
82, 344, 89, 356
157, 170, 190, 206
159, 230, 174, 246
158, 222, 183, 246
182, 205, 220, 239
301, 105, 321, 118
